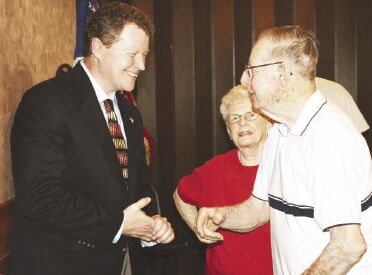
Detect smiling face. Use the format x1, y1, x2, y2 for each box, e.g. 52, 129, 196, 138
226, 99, 270, 151
93, 23, 149, 92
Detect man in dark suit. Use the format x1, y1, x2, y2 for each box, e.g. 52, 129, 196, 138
9, 2, 174, 275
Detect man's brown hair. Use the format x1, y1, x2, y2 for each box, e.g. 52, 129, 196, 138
83, 2, 154, 57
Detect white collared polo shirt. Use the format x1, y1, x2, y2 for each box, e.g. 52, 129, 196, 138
253, 91, 372, 274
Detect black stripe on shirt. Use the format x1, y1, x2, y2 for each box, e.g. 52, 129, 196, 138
323, 223, 361, 232
268, 194, 314, 218
252, 194, 269, 202
269, 191, 372, 218
362, 192, 372, 212
300, 99, 327, 136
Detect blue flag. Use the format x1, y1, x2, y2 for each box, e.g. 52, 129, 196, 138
74, 0, 99, 63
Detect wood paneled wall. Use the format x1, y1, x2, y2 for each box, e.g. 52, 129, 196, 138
357, 0, 372, 152
0, 0, 75, 272
0, 0, 75, 203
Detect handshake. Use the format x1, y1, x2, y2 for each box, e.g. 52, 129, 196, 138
121, 197, 175, 244
121, 197, 229, 244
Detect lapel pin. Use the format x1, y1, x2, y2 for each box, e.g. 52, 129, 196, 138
129, 117, 134, 124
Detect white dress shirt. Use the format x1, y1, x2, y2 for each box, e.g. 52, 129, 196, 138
80, 62, 156, 247
80, 61, 125, 243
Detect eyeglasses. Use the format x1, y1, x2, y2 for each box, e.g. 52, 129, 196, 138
244, 61, 283, 77
226, 112, 259, 124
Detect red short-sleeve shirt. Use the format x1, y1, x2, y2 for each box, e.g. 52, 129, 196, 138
177, 149, 272, 275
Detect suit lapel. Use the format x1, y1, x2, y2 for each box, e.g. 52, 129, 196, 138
71, 64, 125, 189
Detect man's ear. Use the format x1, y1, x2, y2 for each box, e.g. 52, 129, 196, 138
276, 64, 290, 89
275, 64, 287, 80
91, 37, 104, 59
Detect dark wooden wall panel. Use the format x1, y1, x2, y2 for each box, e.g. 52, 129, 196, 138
134, 0, 160, 198
211, 0, 235, 155
173, 0, 196, 182
254, 0, 274, 40
194, 0, 213, 167
357, 0, 372, 148
335, 0, 357, 99
294, 0, 315, 31
316, 0, 335, 80
234, 0, 253, 85
153, 0, 176, 218
101, 0, 133, 4
133, 0, 156, 141
274, 0, 293, 26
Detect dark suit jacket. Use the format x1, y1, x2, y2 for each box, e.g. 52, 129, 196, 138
9, 63, 155, 275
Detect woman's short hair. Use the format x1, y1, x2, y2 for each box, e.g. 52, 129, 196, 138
220, 85, 250, 121
83, 2, 154, 57
257, 25, 319, 80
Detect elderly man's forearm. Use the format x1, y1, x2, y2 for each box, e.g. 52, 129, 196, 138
302, 237, 367, 274
220, 197, 269, 232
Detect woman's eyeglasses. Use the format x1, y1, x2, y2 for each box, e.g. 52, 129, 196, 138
226, 112, 259, 124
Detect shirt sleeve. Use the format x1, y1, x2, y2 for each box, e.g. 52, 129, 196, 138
335, 86, 369, 133
177, 168, 204, 207
112, 221, 124, 243
316, 77, 369, 133
252, 166, 269, 201
310, 122, 369, 231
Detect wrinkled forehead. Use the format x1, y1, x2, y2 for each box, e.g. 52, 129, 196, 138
227, 99, 253, 114
249, 39, 274, 64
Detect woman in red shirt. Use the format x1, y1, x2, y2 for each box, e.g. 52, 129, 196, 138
174, 85, 273, 275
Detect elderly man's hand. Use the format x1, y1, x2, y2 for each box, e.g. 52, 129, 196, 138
195, 207, 226, 243
151, 215, 175, 243
194, 217, 222, 244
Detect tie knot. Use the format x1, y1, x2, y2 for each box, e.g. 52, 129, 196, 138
103, 99, 114, 113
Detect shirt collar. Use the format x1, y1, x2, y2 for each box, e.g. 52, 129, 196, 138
278, 90, 327, 136
80, 60, 116, 103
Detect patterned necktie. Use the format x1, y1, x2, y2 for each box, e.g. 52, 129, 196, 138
103, 99, 129, 190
